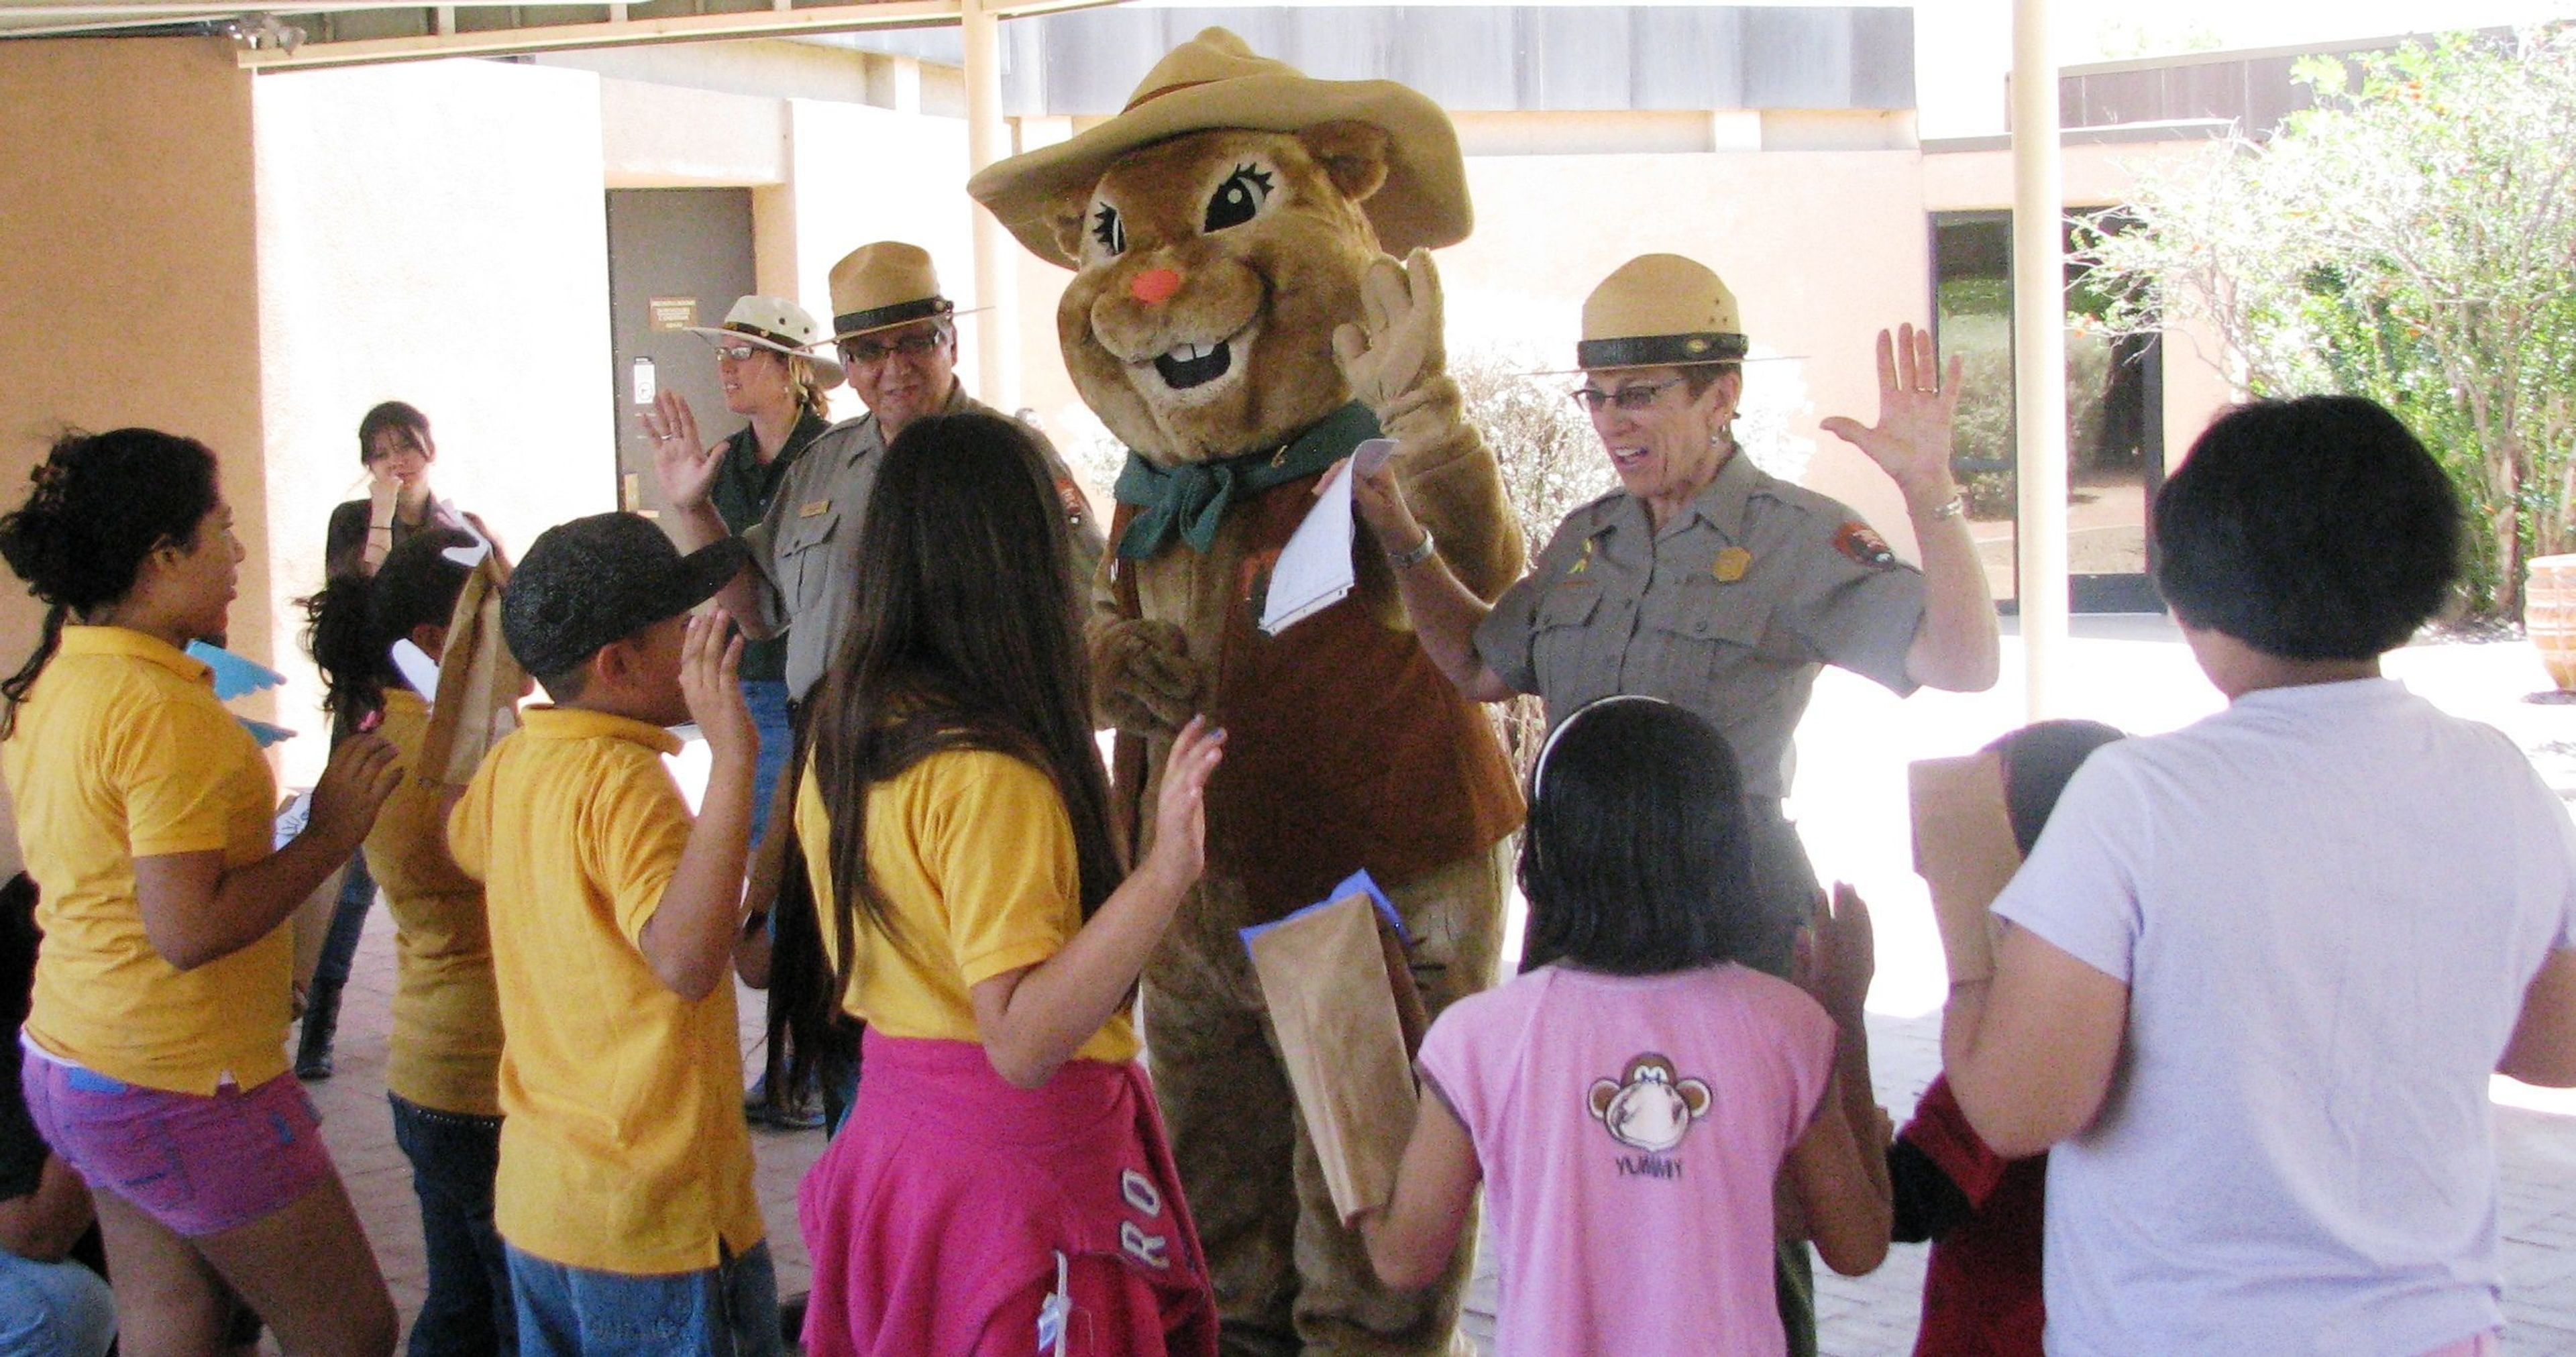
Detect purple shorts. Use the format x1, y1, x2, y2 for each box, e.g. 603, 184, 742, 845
19, 1044, 333, 1238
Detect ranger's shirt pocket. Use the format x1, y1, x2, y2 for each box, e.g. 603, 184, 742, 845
1638, 578, 1775, 690
1529, 583, 1607, 708
775, 505, 842, 619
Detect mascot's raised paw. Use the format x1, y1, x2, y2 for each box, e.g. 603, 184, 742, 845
1332, 248, 1448, 419
1091, 617, 1203, 736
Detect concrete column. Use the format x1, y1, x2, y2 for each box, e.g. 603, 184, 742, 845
961, 0, 1019, 410
2010, 0, 2068, 719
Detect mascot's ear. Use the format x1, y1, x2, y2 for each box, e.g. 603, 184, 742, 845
1297, 121, 1391, 205
1045, 181, 1099, 265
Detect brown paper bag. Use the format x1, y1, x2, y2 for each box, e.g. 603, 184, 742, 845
1909, 753, 2023, 985
1244, 892, 1419, 1224
418, 553, 524, 789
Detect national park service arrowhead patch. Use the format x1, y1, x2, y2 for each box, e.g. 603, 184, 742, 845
1833, 521, 1898, 570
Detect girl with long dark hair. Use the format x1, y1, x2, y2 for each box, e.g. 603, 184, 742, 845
791, 411, 1223, 1356
0, 427, 402, 1355
305, 527, 516, 1354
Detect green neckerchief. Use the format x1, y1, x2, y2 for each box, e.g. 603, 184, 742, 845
1112, 402, 1381, 560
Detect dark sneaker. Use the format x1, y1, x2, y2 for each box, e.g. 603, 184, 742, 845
764, 1093, 825, 1131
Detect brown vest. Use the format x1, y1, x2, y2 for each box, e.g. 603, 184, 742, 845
1112, 478, 1523, 925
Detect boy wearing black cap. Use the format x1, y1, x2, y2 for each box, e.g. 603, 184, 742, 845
445, 512, 780, 1356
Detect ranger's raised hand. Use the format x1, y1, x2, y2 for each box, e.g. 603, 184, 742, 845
1820, 323, 1965, 511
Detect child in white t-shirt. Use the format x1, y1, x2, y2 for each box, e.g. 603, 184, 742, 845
1943, 395, 2576, 1356
1357, 695, 1890, 1356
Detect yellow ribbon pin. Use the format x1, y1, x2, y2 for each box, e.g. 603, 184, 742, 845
1568, 539, 1595, 576
1713, 547, 1752, 583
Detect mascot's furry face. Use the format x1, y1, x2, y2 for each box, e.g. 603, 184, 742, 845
1046, 123, 1393, 468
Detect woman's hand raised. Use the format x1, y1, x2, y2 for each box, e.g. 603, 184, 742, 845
643, 390, 724, 511
1819, 323, 1964, 511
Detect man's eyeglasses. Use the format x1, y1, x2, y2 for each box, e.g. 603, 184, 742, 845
839, 330, 949, 366
1569, 378, 1684, 414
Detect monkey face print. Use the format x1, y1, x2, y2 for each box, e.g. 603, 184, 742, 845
1589, 1053, 1713, 1155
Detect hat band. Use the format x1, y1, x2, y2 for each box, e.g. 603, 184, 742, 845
833, 297, 951, 337
1576, 332, 1749, 370
722, 321, 810, 351
1124, 76, 1216, 113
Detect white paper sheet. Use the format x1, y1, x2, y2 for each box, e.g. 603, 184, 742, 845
1258, 459, 1359, 636
389, 639, 442, 701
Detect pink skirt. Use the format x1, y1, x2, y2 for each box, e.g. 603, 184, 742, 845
799, 1031, 1217, 1357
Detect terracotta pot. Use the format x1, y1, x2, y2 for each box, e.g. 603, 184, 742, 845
2527, 553, 2576, 691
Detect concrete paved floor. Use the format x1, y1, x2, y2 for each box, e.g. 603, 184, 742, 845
301, 618, 2576, 1353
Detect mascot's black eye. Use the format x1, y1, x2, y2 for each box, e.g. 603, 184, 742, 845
1203, 164, 1275, 233
1090, 203, 1126, 256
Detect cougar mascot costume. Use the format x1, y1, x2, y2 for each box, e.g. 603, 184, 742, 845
972, 30, 1523, 1356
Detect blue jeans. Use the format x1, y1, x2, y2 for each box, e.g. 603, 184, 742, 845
742, 679, 793, 847
507, 1240, 780, 1357
311, 845, 376, 991
388, 1095, 511, 1357
0, 1248, 115, 1357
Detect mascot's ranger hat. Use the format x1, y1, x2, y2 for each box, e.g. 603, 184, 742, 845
966, 26, 1472, 269
827, 241, 987, 343
1575, 254, 1754, 371
682, 294, 845, 387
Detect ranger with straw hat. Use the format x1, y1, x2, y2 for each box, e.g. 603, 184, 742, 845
1348, 253, 2003, 1353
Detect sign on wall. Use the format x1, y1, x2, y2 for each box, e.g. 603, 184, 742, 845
647, 295, 696, 331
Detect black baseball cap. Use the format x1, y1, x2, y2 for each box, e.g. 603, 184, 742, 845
501, 512, 748, 679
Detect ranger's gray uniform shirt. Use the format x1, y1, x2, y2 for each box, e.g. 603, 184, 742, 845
1474, 451, 1927, 800
741, 387, 1104, 700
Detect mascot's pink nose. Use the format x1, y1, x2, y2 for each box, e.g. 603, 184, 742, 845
1129, 268, 1185, 305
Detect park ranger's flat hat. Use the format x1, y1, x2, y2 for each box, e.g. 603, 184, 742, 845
1576, 254, 1754, 371
682, 294, 846, 387
827, 241, 987, 343
966, 26, 1471, 270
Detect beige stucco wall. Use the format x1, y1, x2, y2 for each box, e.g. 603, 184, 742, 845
0, 38, 270, 874
254, 58, 619, 784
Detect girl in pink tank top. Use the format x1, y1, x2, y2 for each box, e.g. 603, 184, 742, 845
1356, 696, 1892, 1355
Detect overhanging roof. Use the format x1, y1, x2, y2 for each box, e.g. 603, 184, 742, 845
0, 1, 1121, 67
0, 0, 1913, 107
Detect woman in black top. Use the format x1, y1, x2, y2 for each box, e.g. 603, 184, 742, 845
299, 400, 468, 1079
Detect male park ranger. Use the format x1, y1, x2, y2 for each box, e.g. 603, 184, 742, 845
647, 240, 1104, 704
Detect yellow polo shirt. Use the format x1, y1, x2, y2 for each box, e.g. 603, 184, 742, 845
794, 747, 1138, 1065
3, 626, 285, 1094
372, 689, 501, 1118
448, 705, 762, 1275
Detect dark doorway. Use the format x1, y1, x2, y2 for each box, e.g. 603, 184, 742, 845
1929, 211, 2167, 615
605, 188, 757, 521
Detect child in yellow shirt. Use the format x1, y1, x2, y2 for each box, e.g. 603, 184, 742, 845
0, 427, 403, 1354
792, 412, 1224, 1355
445, 512, 775, 1357
305, 524, 515, 1352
